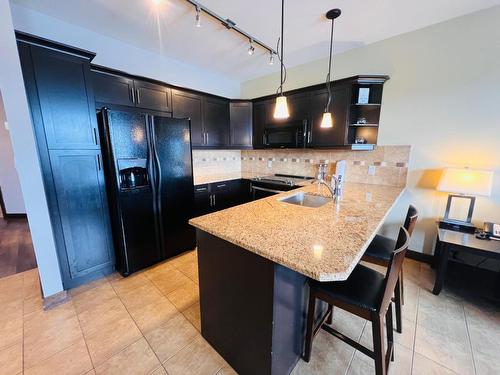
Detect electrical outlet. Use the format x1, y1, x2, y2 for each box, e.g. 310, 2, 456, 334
4, 121, 9, 130
368, 165, 376, 176
267, 160, 273, 168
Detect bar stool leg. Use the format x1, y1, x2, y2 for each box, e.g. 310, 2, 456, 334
394, 277, 403, 333
326, 304, 333, 325
386, 303, 394, 362
400, 266, 405, 305
303, 291, 317, 362
372, 313, 387, 375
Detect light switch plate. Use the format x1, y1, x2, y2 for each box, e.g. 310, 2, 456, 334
368, 166, 376, 176
267, 160, 273, 168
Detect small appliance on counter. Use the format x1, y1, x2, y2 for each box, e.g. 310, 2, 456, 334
476, 222, 500, 241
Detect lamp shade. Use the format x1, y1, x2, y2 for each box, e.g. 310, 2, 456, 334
320, 112, 333, 128
273, 95, 290, 119
437, 168, 493, 197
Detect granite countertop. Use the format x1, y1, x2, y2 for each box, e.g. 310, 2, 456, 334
189, 182, 404, 282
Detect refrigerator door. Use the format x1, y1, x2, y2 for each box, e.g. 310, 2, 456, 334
150, 116, 196, 258
103, 109, 162, 275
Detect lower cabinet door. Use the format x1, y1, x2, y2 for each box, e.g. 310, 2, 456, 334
49, 149, 115, 282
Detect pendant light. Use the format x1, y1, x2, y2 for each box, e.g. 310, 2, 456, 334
273, 0, 289, 120
320, 8, 341, 128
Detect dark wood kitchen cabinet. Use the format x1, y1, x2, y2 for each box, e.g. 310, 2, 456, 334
92, 70, 172, 113
49, 150, 115, 280
29, 45, 100, 150
229, 101, 252, 148
203, 97, 230, 147
92, 71, 135, 107
172, 89, 204, 146
193, 179, 251, 217
252, 99, 271, 148
308, 85, 350, 147
17, 33, 115, 289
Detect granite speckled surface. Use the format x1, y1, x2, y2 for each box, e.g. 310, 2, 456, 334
189, 182, 404, 282
193, 172, 263, 185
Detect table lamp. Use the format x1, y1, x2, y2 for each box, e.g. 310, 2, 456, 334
437, 167, 493, 231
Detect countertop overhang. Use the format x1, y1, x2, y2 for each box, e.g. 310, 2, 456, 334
189, 182, 404, 282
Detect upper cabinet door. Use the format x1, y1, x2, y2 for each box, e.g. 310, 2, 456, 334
308, 85, 350, 147
172, 89, 204, 147
92, 71, 135, 107
252, 100, 270, 148
30, 46, 99, 150
134, 80, 172, 112
230, 101, 253, 148
203, 97, 230, 147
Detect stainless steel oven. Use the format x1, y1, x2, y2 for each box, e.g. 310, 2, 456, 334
250, 174, 313, 200
262, 120, 307, 148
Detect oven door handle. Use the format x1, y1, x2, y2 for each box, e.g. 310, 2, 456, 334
251, 185, 285, 194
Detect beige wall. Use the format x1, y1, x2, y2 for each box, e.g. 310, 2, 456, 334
241, 6, 500, 256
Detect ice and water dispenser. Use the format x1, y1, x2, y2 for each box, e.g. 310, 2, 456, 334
118, 159, 149, 190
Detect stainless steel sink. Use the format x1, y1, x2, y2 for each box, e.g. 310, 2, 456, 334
278, 192, 331, 208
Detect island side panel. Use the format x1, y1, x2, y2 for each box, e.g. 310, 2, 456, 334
272, 264, 328, 375
197, 229, 275, 375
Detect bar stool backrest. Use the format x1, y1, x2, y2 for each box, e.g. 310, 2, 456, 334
404, 205, 419, 237
377, 227, 409, 314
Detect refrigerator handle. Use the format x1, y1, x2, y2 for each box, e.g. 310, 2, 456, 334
150, 116, 162, 215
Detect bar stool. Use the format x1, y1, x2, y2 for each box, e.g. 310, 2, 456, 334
362, 205, 418, 333
304, 227, 410, 375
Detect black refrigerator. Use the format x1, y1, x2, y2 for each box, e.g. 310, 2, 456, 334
98, 109, 195, 276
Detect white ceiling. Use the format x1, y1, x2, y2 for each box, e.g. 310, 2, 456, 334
11, 0, 500, 82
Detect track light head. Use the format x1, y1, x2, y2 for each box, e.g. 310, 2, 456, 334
195, 6, 201, 27
248, 40, 255, 55
269, 52, 275, 65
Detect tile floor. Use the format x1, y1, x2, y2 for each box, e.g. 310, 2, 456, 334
0, 251, 498, 374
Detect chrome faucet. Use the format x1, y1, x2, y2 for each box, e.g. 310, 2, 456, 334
312, 162, 340, 199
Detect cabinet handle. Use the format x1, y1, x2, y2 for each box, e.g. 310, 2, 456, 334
206, 132, 209, 145
97, 154, 101, 170
213, 194, 216, 206
130, 87, 135, 103
136, 89, 141, 104
196, 187, 207, 192
307, 130, 312, 144
216, 184, 226, 188
209, 194, 213, 206
93, 128, 98, 145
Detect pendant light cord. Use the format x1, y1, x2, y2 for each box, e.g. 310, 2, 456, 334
276, 0, 287, 96
325, 17, 335, 112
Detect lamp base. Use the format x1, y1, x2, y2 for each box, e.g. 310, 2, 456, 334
439, 219, 477, 234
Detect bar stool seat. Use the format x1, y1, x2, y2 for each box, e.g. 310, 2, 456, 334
309, 264, 384, 312
364, 235, 397, 263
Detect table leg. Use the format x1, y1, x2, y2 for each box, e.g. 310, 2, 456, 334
433, 243, 449, 295
432, 236, 441, 269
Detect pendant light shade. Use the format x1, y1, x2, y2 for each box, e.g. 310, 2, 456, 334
274, 95, 290, 119
320, 112, 333, 128
273, 0, 289, 120
321, 8, 341, 128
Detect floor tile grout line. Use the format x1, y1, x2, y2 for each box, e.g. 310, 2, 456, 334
345, 319, 367, 374
409, 283, 420, 375
73, 297, 97, 372
108, 277, 197, 373
462, 302, 478, 375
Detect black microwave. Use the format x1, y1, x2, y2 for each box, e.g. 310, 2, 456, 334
263, 120, 307, 148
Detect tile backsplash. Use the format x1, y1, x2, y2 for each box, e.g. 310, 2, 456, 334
193, 146, 410, 187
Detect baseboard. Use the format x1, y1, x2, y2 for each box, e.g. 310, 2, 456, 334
43, 290, 70, 310
406, 249, 433, 264
3, 213, 28, 219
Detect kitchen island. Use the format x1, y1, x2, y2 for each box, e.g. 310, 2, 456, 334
189, 182, 404, 375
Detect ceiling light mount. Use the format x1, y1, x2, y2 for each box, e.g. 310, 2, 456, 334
183, 0, 277, 56
326, 8, 341, 20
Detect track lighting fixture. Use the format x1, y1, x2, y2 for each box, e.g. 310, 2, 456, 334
248, 40, 255, 55
195, 6, 201, 27
269, 52, 275, 65
183, 0, 276, 63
